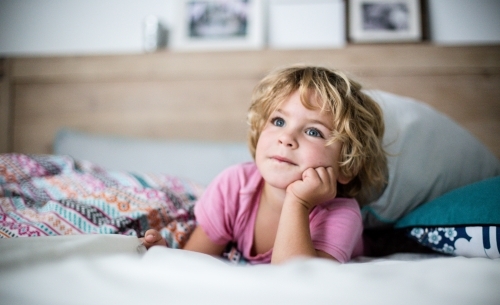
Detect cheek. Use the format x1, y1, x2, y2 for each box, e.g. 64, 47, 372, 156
306, 154, 333, 168
305, 145, 341, 168
254, 137, 269, 165
255, 130, 272, 152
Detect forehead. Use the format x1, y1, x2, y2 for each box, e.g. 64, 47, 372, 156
276, 90, 331, 113
275, 91, 333, 127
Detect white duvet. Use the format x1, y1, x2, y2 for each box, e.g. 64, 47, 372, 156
0, 235, 499, 305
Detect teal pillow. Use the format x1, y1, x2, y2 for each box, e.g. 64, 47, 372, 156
395, 176, 500, 258
395, 176, 500, 228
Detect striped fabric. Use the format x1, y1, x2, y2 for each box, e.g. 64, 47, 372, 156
0, 154, 203, 249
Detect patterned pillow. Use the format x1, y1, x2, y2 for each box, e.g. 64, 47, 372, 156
408, 226, 499, 258
396, 176, 500, 258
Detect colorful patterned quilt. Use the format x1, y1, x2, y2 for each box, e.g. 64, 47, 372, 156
0, 154, 204, 249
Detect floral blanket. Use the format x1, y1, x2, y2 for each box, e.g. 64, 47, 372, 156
0, 154, 203, 249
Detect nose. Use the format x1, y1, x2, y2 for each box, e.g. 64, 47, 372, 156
278, 130, 298, 148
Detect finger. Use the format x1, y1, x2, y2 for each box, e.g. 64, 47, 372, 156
325, 167, 336, 183
302, 167, 318, 180
139, 237, 154, 249
314, 167, 330, 184
144, 229, 160, 243
142, 233, 166, 249
145, 229, 156, 236
144, 235, 156, 243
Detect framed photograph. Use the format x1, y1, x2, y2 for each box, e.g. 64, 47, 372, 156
348, 0, 422, 43
171, 0, 265, 51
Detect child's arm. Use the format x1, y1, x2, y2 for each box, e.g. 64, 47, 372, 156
183, 226, 227, 256
272, 167, 339, 264
141, 227, 226, 257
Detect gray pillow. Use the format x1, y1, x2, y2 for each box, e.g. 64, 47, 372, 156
362, 90, 500, 228
54, 130, 252, 186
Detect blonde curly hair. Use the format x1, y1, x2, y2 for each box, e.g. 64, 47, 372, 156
247, 65, 387, 205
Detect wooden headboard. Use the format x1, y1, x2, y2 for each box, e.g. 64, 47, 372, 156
1, 44, 499, 158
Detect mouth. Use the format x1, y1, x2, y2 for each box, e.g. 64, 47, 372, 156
270, 156, 297, 166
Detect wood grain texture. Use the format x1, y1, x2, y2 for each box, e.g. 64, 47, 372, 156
7, 44, 500, 158
11, 45, 500, 81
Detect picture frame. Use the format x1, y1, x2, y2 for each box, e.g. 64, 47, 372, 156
171, 0, 265, 51
268, 0, 346, 50
348, 0, 422, 43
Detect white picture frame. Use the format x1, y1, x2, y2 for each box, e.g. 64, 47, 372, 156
349, 0, 422, 43
171, 0, 265, 51
268, 0, 346, 50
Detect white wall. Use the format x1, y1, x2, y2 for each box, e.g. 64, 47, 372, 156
1, 0, 499, 57
0, 0, 174, 56
428, 0, 500, 45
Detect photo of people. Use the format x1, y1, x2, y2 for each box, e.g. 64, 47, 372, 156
188, 0, 249, 38
362, 2, 409, 31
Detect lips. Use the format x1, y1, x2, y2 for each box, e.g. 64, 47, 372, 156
270, 155, 296, 165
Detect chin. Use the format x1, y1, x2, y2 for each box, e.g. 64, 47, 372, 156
266, 181, 290, 190
256, 160, 302, 189
262, 173, 299, 190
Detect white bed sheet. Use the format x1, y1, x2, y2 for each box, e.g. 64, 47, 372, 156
1, 235, 499, 305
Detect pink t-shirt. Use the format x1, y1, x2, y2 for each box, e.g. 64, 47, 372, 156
194, 162, 364, 264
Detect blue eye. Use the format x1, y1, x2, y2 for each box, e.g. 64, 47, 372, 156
306, 128, 323, 138
271, 117, 285, 127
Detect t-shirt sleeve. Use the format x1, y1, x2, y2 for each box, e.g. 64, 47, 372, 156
193, 166, 241, 245
309, 199, 364, 263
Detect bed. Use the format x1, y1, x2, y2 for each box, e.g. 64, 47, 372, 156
1, 45, 500, 304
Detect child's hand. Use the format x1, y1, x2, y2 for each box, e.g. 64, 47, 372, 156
286, 167, 337, 211
140, 229, 167, 249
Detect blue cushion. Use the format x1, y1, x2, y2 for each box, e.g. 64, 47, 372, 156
395, 176, 500, 227
395, 176, 500, 258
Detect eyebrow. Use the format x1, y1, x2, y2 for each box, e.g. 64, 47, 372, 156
275, 108, 333, 130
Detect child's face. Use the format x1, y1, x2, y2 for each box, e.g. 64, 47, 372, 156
255, 90, 349, 190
